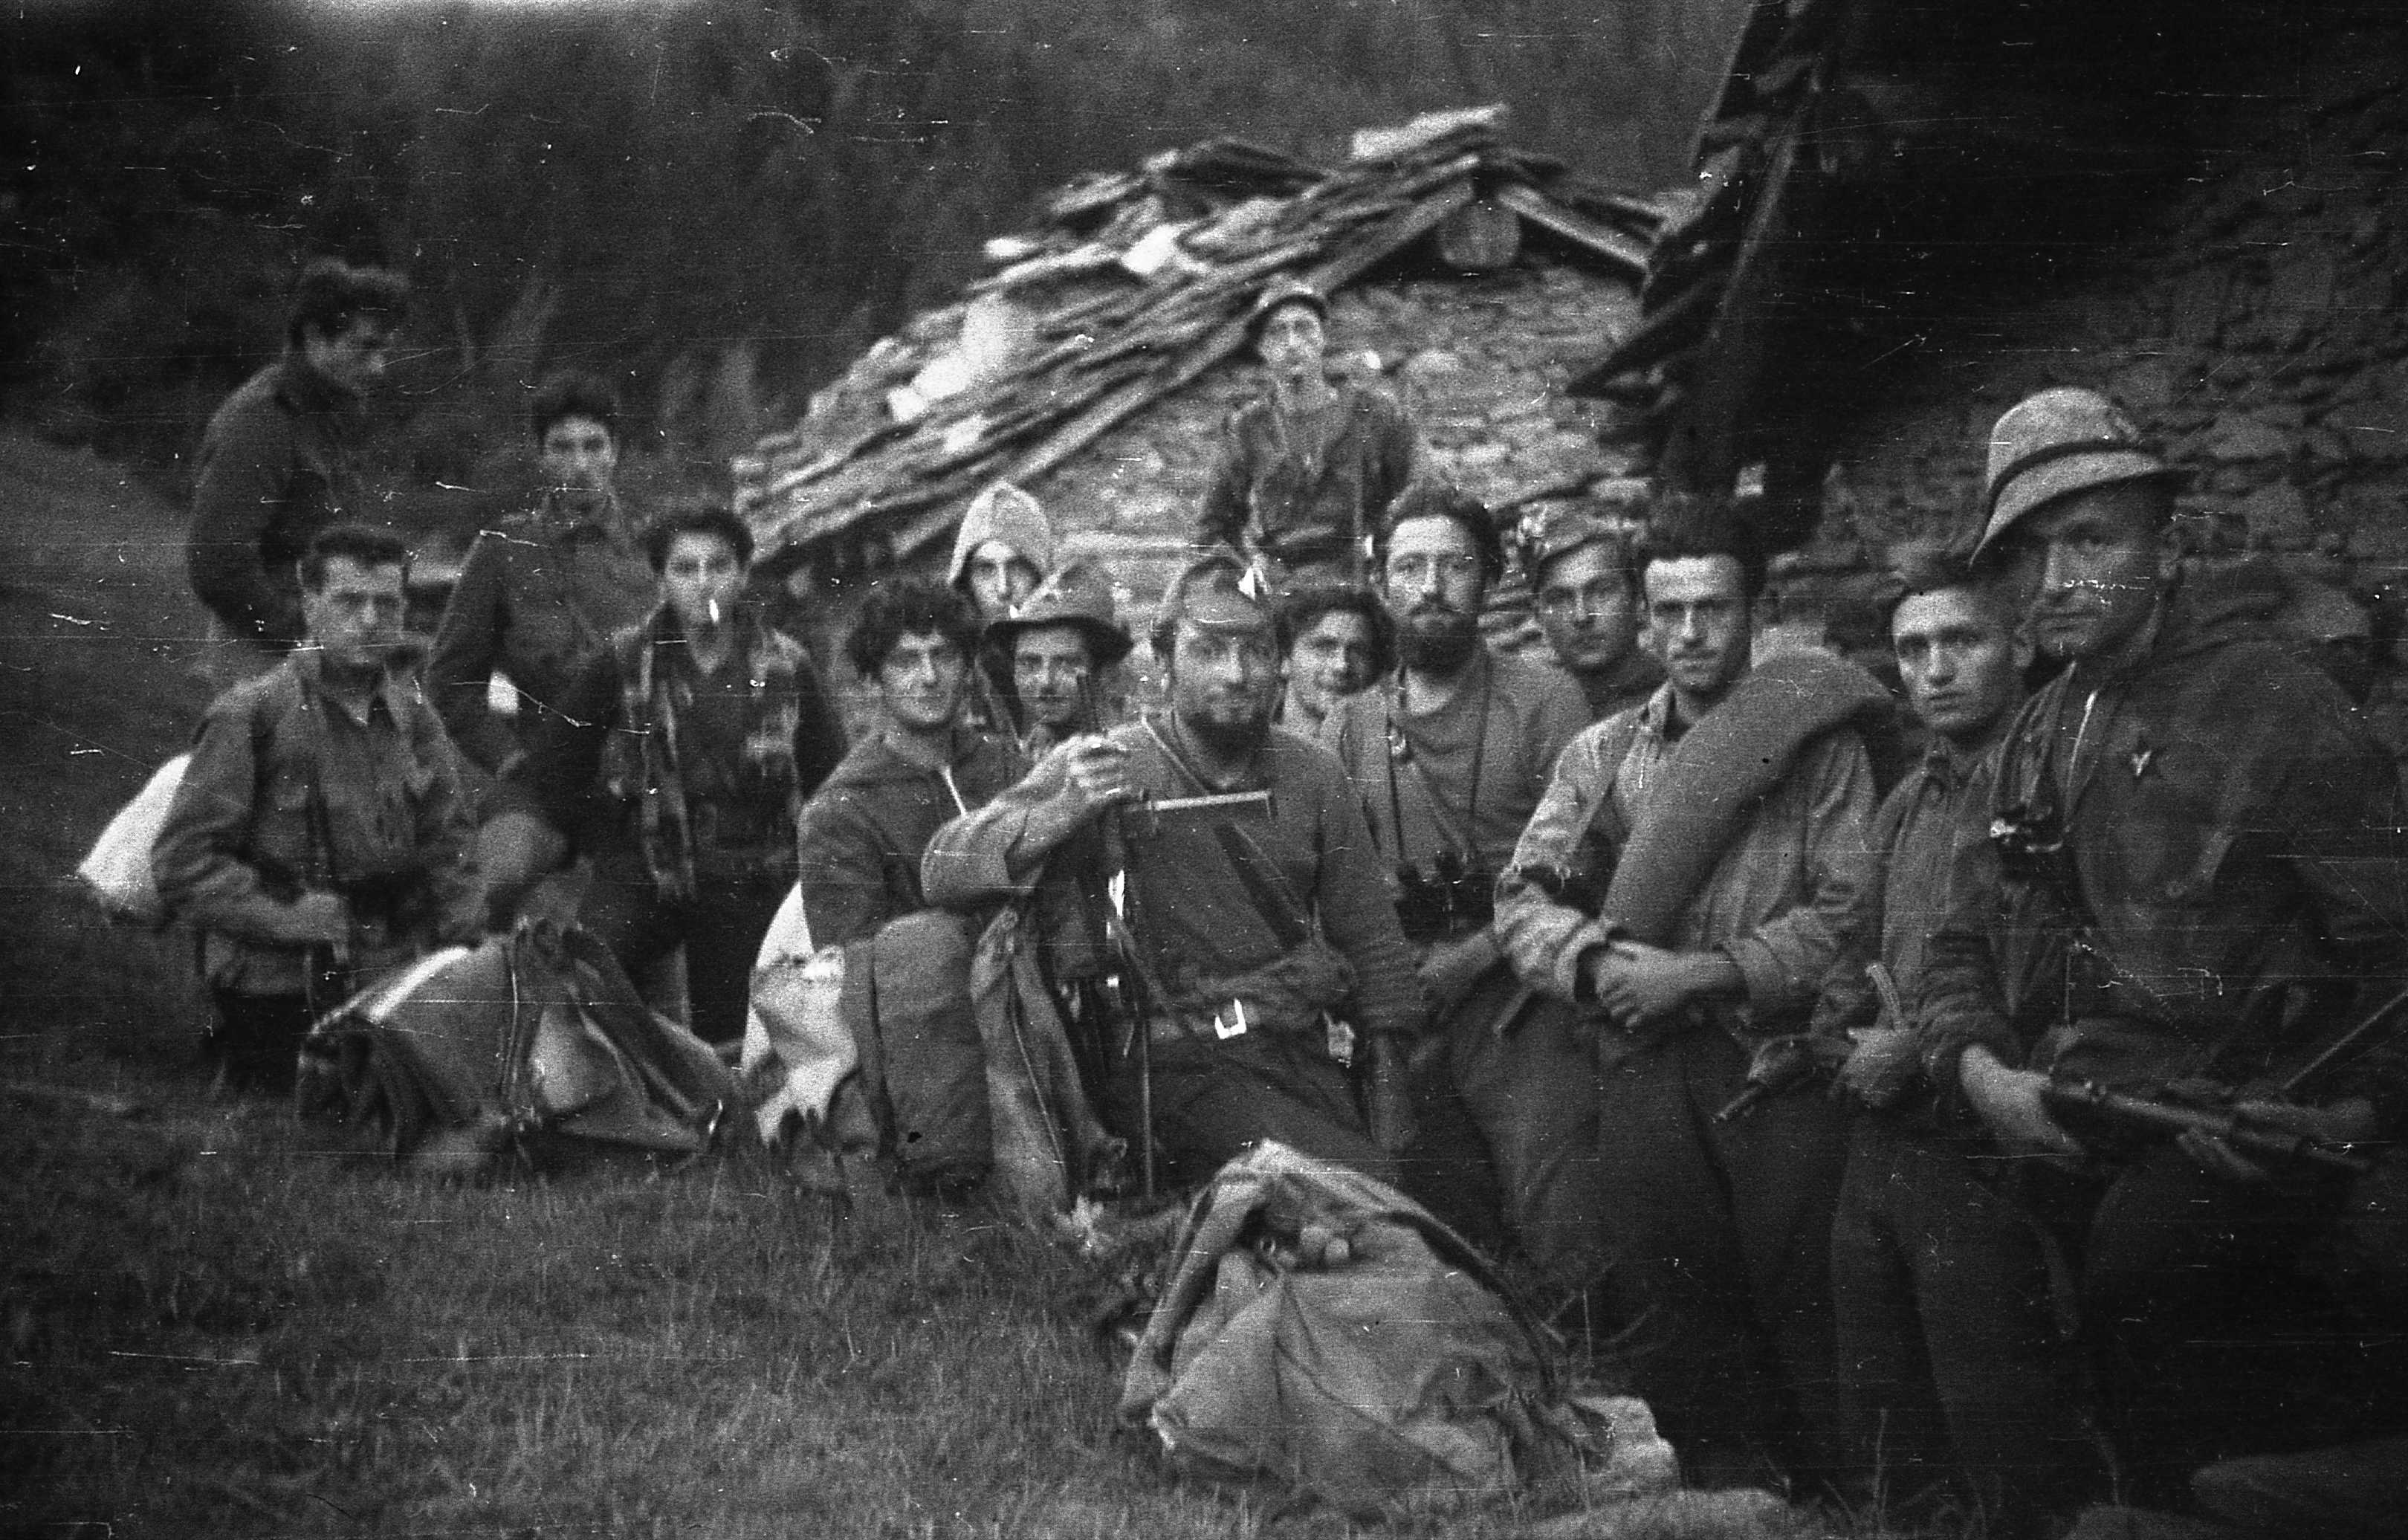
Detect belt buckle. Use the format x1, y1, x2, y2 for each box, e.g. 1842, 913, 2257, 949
1212, 999, 1249, 1040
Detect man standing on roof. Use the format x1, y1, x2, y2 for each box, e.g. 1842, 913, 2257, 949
155, 524, 482, 1095
947, 480, 1058, 733
427, 370, 657, 795
1493, 496, 1886, 1487
1196, 279, 1421, 586
1920, 387, 2408, 1504
187, 259, 410, 688
1314, 485, 1596, 1284
984, 559, 1133, 755
501, 504, 846, 1046
1274, 583, 1393, 734
924, 551, 1423, 1185
1516, 503, 1663, 720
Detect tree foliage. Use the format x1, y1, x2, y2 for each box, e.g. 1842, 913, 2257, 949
3, 0, 1729, 536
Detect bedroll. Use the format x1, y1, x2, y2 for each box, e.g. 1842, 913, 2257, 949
297, 921, 736, 1172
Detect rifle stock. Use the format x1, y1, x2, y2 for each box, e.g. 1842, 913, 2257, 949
2039, 1080, 2372, 1174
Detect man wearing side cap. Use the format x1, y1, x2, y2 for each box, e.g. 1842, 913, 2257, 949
1920, 386, 2408, 1502
1517, 502, 1663, 721
923, 551, 1423, 1185
985, 559, 1132, 755
1195, 280, 1421, 585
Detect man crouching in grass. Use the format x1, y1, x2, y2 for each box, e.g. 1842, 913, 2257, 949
155, 523, 484, 1096
792, 579, 1029, 1194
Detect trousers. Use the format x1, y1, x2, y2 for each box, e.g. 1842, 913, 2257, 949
580, 844, 785, 1046
1405, 968, 1607, 1295
1830, 1114, 2101, 1532
1100, 1026, 1397, 1191
1591, 1026, 1851, 1481
207, 988, 315, 1095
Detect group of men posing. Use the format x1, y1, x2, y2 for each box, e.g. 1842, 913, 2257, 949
159, 261, 2405, 1535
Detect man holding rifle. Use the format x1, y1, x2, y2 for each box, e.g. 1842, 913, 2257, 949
1811, 552, 2100, 1536
1920, 388, 2408, 1504
923, 551, 1422, 1186
156, 524, 483, 1094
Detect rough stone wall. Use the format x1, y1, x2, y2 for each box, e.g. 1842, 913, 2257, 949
1771, 30, 2408, 744
1029, 259, 1637, 615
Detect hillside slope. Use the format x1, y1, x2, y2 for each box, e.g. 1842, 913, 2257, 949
0, 433, 212, 1075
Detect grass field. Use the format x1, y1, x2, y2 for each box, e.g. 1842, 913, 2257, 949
0, 433, 1877, 1539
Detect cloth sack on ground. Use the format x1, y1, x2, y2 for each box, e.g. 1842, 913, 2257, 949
297, 919, 734, 1171
971, 902, 1119, 1214
75, 753, 190, 922
1119, 1140, 1680, 1519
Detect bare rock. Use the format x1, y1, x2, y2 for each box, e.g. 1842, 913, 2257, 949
2234, 482, 2315, 549
2323, 397, 2408, 461
2190, 412, 2299, 462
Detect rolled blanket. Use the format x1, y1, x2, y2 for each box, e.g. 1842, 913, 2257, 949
1603, 650, 1892, 947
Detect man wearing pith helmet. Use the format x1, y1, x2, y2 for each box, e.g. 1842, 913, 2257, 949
1920, 386, 2408, 1503
1195, 279, 1422, 586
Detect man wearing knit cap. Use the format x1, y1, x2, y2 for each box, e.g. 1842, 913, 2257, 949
983, 558, 1132, 754
924, 550, 1423, 1185
1921, 386, 2408, 1502
948, 480, 1059, 733
1195, 280, 1421, 584
1516, 502, 1663, 720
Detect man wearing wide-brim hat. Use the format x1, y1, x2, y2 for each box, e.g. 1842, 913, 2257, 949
1194, 279, 1423, 586
925, 549, 1424, 1187
983, 557, 1133, 754
1920, 386, 2408, 1501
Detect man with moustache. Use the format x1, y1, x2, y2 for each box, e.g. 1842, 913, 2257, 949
156, 524, 482, 1093
985, 560, 1132, 754
924, 552, 1422, 1184
1196, 281, 1421, 584
1274, 584, 1392, 734
1494, 496, 1885, 1486
1813, 553, 2100, 1536
1315, 484, 1595, 1284
1920, 388, 2408, 1502
1516, 504, 1663, 720
428, 371, 658, 792
503, 504, 845, 1046
188, 259, 410, 688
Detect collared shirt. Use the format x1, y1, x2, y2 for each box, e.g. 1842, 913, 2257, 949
922, 719, 1423, 1042
154, 651, 482, 996
1495, 679, 1878, 1033
1810, 737, 1991, 1043
426, 492, 658, 774
508, 611, 847, 884
1195, 381, 1419, 565
187, 356, 367, 648
1570, 650, 1666, 722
